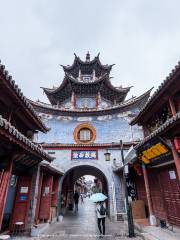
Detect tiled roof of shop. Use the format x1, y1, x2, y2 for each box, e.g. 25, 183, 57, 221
0, 60, 49, 132
41, 162, 64, 175
135, 112, 180, 149
0, 115, 53, 162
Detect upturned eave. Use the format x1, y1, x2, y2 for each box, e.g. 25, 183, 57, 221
30, 88, 151, 116
42, 73, 131, 105
61, 53, 114, 71
0, 115, 53, 163
0, 61, 49, 133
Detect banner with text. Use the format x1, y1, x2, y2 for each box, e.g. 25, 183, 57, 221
71, 150, 98, 160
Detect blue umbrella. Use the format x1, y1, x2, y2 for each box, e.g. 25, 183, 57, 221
90, 193, 107, 202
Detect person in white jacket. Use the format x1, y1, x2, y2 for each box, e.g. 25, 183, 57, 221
96, 201, 106, 237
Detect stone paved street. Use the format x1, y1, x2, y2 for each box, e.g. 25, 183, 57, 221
13, 198, 141, 240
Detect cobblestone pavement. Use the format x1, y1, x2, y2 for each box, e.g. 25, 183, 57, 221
13, 198, 141, 240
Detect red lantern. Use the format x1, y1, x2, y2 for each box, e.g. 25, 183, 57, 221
174, 137, 180, 151
134, 164, 142, 176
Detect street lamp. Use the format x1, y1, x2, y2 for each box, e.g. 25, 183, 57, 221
120, 140, 135, 238
104, 142, 115, 161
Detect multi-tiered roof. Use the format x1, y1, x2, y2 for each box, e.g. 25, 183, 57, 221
42, 53, 131, 105
31, 53, 152, 116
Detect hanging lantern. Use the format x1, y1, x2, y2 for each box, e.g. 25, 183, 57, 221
104, 150, 111, 161
174, 137, 180, 151
134, 164, 142, 176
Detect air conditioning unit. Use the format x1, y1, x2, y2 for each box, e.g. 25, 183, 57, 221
174, 137, 180, 151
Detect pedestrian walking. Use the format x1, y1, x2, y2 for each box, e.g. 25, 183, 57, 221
80, 193, 84, 204
73, 190, 80, 212
60, 194, 66, 216
96, 201, 106, 237
67, 191, 74, 211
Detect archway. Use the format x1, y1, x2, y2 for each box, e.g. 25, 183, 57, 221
60, 165, 109, 216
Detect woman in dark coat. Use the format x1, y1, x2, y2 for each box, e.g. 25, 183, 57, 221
73, 190, 80, 212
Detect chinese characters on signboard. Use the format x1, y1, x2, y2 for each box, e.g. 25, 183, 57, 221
20, 187, 28, 193
126, 178, 136, 200
72, 150, 97, 160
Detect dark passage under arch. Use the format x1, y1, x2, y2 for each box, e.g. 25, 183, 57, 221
59, 165, 109, 215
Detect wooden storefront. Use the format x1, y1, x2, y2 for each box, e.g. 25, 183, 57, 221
0, 61, 52, 233
134, 163, 180, 226
130, 60, 180, 227
35, 164, 62, 224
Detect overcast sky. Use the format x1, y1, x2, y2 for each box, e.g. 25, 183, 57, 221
1, 0, 180, 103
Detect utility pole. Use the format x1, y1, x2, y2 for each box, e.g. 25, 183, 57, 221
120, 140, 135, 238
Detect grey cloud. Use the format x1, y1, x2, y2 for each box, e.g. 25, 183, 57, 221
0, 0, 180, 102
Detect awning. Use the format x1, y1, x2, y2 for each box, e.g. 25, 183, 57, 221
113, 145, 137, 172
41, 162, 64, 175
124, 145, 137, 165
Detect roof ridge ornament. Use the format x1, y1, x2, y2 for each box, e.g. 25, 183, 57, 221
86, 51, 90, 62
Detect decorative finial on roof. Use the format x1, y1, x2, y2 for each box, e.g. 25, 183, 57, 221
86, 51, 90, 62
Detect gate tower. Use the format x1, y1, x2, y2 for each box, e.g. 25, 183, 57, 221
30, 53, 151, 220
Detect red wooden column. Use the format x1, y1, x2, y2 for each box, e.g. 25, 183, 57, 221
169, 97, 176, 116
168, 97, 180, 180
142, 164, 157, 225
171, 142, 180, 180
38, 174, 53, 221
71, 92, 76, 109
96, 92, 101, 108
0, 157, 13, 230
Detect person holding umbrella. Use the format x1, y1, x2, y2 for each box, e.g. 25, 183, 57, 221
96, 201, 106, 237
90, 193, 107, 237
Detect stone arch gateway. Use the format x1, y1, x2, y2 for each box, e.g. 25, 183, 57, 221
59, 163, 113, 216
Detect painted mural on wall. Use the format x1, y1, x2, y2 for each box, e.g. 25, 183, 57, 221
76, 97, 96, 109
37, 111, 143, 144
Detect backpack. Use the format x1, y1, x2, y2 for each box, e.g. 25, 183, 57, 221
98, 203, 106, 215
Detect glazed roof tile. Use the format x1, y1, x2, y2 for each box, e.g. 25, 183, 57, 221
61, 53, 114, 71
135, 112, 180, 149
0, 115, 53, 162
42, 73, 130, 105
30, 88, 152, 116
0, 61, 49, 132
43, 72, 130, 94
